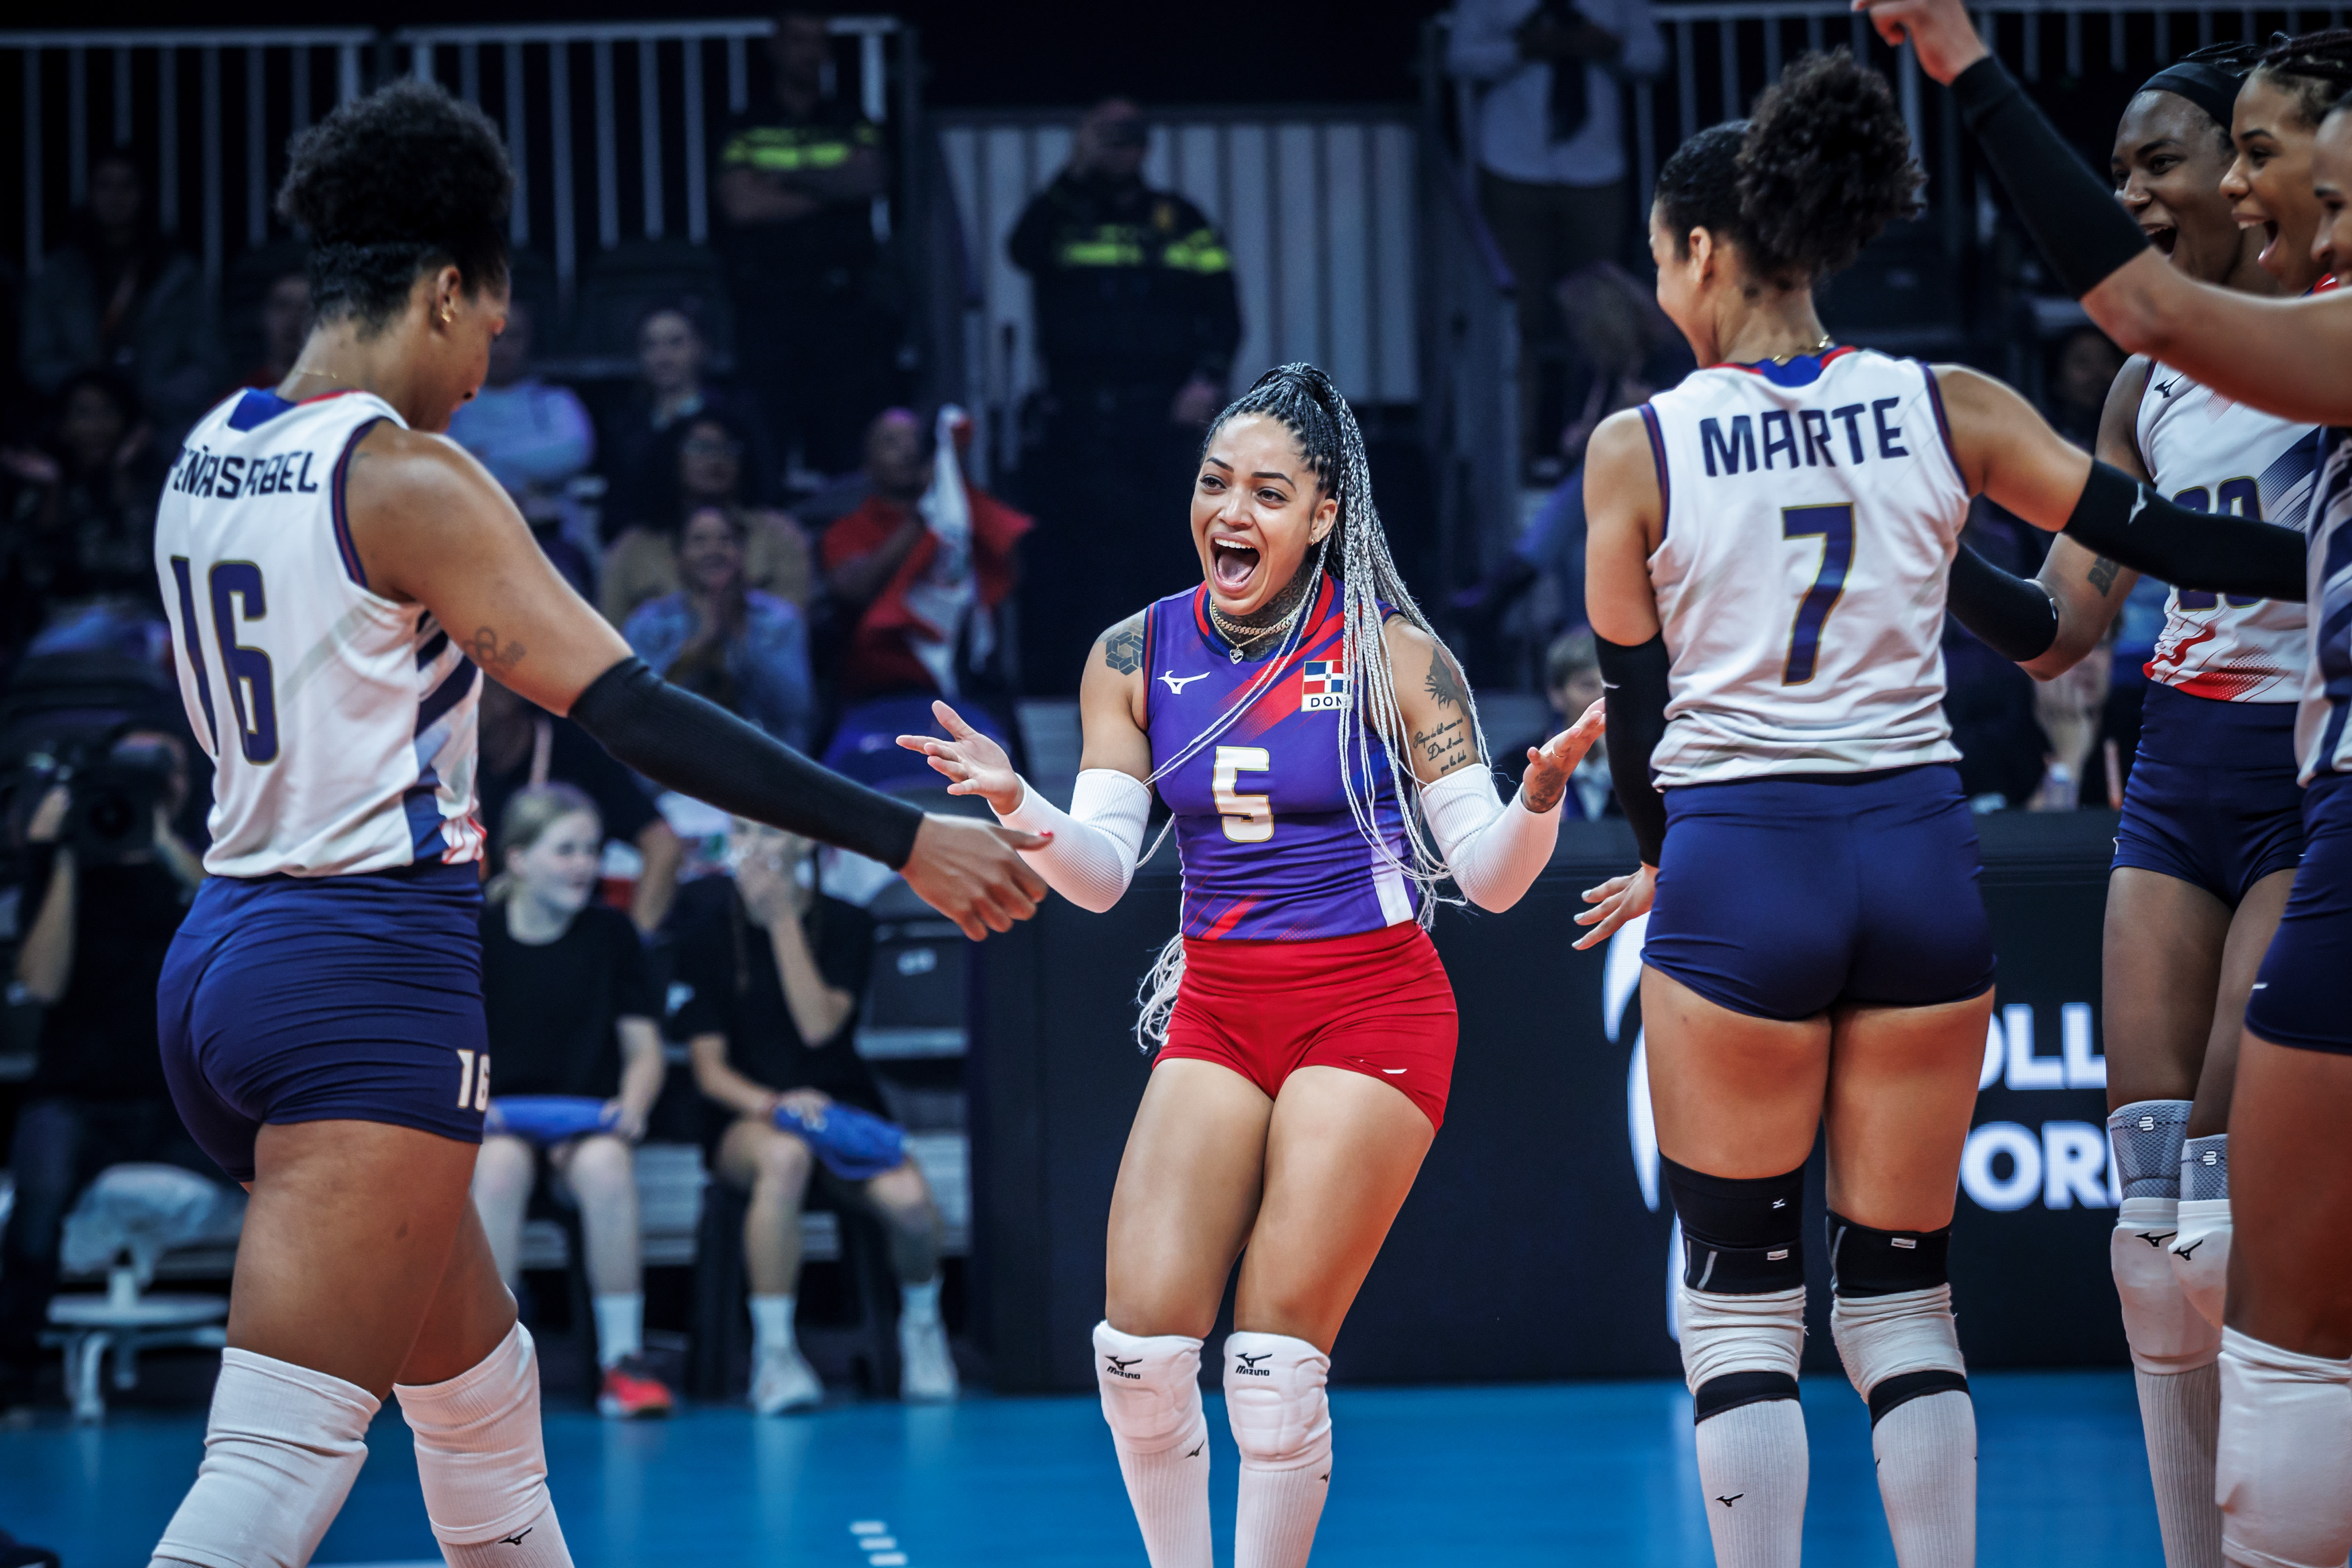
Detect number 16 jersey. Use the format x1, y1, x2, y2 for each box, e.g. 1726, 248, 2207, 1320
154, 387, 485, 879
1637, 348, 1969, 787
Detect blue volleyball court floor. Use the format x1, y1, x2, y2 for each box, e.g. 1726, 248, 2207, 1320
3, 1370, 2156, 1566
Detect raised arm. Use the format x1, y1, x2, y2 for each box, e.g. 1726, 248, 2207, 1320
1863, 0, 2352, 424
343, 426, 1046, 939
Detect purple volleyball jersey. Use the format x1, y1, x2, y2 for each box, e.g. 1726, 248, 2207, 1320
1143, 574, 1417, 941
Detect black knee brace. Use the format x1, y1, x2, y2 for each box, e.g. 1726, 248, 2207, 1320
1825, 1210, 1951, 1297
1666, 1157, 1806, 1296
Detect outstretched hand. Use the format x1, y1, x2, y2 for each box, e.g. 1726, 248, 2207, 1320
1518, 699, 1605, 815
1856, 0, 1989, 83
1571, 863, 1656, 951
897, 700, 1024, 817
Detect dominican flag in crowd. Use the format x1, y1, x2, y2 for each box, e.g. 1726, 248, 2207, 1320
1301, 660, 1347, 698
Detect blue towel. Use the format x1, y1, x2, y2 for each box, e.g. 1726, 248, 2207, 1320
774, 1100, 907, 1182
487, 1096, 619, 1147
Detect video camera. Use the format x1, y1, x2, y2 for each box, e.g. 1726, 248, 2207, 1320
0, 651, 186, 867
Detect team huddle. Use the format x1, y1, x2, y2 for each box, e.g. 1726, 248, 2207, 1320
124, 6, 2351, 1566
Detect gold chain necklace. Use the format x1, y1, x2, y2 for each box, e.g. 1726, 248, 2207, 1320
1767, 334, 1837, 366
1209, 596, 1306, 664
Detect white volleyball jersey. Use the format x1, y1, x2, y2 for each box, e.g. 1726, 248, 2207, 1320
1640, 348, 1968, 786
2297, 427, 2352, 782
2135, 366, 2318, 702
155, 388, 485, 877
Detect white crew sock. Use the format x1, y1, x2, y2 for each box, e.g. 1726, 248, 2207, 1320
2138, 1361, 2223, 1568
2217, 1327, 2352, 1568
1224, 1331, 1333, 1568
394, 1323, 573, 1568
901, 1277, 943, 1327
1094, 1322, 1212, 1568
592, 1294, 643, 1369
750, 1294, 797, 1360
1695, 1398, 1808, 1568
150, 1349, 379, 1568
1872, 1390, 1976, 1567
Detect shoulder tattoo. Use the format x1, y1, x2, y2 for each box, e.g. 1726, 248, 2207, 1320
1424, 647, 1467, 710
1100, 618, 1144, 676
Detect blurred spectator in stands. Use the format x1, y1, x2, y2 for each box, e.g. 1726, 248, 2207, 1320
2045, 326, 2125, 450
600, 300, 777, 540
1009, 97, 1240, 692
626, 506, 815, 751
602, 407, 811, 629
677, 821, 955, 1411
471, 785, 675, 1420
715, 9, 899, 479
21, 151, 223, 446
444, 298, 598, 597
476, 677, 684, 934
1447, 0, 1664, 473
1503, 632, 1617, 820
0, 732, 215, 1413
242, 269, 311, 389
0, 369, 166, 663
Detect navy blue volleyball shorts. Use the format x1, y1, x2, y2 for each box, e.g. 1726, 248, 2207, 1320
157, 859, 487, 1182
1643, 763, 1996, 1023
2113, 683, 2305, 906
2244, 771, 2352, 1054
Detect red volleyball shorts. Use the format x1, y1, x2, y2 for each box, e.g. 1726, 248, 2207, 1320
1158, 920, 1459, 1130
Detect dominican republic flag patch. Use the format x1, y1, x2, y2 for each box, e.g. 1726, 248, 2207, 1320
1300, 659, 1350, 712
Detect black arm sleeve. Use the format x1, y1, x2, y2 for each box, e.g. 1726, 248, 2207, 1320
568, 658, 925, 869
2062, 461, 2308, 603
1952, 56, 2150, 299
1596, 633, 1670, 868
1946, 543, 2060, 662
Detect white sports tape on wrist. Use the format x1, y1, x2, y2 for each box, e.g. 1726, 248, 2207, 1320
1417, 767, 1561, 913
997, 770, 1151, 913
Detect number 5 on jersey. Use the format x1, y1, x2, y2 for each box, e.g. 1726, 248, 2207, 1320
1214, 745, 1273, 843
1781, 503, 1854, 686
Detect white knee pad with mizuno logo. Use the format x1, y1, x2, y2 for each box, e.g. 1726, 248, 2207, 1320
393, 1322, 573, 1568
1224, 1331, 1333, 1568
1093, 1322, 1212, 1568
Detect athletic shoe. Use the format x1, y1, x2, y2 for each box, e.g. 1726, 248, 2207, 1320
751, 1346, 823, 1415
596, 1355, 675, 1420
899, 1317, 960, 1403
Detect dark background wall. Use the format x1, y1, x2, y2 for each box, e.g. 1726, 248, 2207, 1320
972, 811, 2123, 1393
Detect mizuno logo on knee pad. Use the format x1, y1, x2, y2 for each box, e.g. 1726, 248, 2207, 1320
1104, 1356, 1142, 1379
498, 1528, 533, 1547
1235, 1352, 1272, 1376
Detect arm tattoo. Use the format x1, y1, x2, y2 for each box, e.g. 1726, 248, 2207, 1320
464, 627, 527, 672
1520, 763, 1567, 815
1413, 718, 1470, 773
2086, 556, 2121, 596
1101, 619, 1144, 676
1424, 648, 1467, 710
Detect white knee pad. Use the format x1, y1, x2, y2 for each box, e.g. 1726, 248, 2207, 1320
151, 1349, 378, 1568
393, 1322, 561, 1549
2113, 1197, 2221, 1375
2170, 1199, 2232, 1332
1830, 1285, 1969, 1415
2218, 1327, 2352, 1568
1679, 1283, 1807, 1401
1094, 1322, 1207, 1457
1223, 1331, 1332, 1473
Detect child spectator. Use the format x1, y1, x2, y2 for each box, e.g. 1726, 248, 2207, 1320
443, 298, 598, 596
470, 785, 676, 1420
675, 821, 956, 1412
600, 407, 811, 628
598, 301, 777, 535
624, 506, 816, 751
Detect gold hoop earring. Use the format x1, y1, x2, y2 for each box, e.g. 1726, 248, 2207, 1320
439, 304, 456, 324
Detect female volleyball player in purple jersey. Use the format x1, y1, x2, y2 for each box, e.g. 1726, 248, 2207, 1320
141, 81, 1044, 1568
903, 362, 1601, 1568
1850, 3, 2352, 1558
1565, 46, 2316, 1568
1932, 44, 2352, 1563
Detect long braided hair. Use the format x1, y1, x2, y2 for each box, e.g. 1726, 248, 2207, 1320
2252, 28, 2352, 125
1132, 363, 1487, 1047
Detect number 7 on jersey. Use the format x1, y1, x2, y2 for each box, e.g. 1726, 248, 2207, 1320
1781, 503, 1854, 686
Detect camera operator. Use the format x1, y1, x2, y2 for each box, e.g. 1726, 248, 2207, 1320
0, 730, 213, 1412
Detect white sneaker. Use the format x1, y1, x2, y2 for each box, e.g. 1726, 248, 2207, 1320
899, 1316, 960, 1403
751, 1346, 823, 1415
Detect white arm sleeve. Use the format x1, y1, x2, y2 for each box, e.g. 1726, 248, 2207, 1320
1419, 766, 1562, 913
993, 769, 1153, 914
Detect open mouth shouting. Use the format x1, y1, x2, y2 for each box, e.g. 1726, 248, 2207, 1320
2143, 220, 2178, 257
1211, 533, 1262, 597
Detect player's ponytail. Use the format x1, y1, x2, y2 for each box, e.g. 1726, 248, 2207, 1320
1132, 364, 1484, 1049
1737, 50, 1924, 284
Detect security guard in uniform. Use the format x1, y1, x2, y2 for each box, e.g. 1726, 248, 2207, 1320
1009, 98, 1243, 692
716, 9, 900, 478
